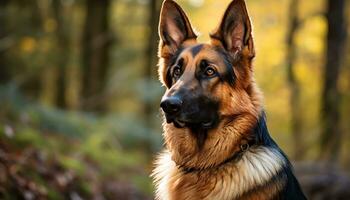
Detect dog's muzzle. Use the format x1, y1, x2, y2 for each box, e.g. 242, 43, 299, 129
160, 96, 219, 129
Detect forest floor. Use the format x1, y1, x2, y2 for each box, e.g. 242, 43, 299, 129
0, 131, 152, 200
0, 86, 153, 200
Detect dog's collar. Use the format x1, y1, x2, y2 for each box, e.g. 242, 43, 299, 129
178, 139, 257, 173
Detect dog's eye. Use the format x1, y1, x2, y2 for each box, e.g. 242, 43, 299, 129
205, 66, 216, 77
173, 66, 182, 78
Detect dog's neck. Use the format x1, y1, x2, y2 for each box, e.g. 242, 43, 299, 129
175, 113, 281, 173
177, 137, 257, 173
152, 142, 287, 200
153, 113, 289, 200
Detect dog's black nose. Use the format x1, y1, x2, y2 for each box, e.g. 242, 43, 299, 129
160, 97, 182, 115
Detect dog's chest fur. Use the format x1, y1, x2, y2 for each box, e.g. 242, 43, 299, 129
152, 146, 287, 200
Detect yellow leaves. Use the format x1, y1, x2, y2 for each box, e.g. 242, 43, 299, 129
179, 0, 233, 42
20, 37, 37, 53
296, 16, 326, 55
19, 18, 58, 54
44, 18, 57, 33
294, 62, 316, 84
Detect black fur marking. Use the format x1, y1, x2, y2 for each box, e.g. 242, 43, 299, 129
185, 96, 219, 148
190, 44, 204, 57
281, 167, 307, 200
253, 112, 307, 199
176, 90, 220, 126
253, 112, 278, 148
190, 127, 208, 149
215, 47, 235, 85
165, 47, 185, 87
280, 166, 307, 200
254, 112, 291, 166
169, 47, 184, 66
164, 86, 220, 149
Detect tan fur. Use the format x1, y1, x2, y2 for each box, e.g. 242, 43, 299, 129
158, 40, 263, 171
153, 0, 288, 199
158, 39, 197, 88
152, 146, 286, 200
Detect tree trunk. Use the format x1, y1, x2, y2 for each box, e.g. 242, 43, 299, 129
52, 0, 70, 109
144, 0, 160, 126
143, 0, 160, 152
20, 0, 42, 99
81, 0, 111, 112
0, 0, 10, 84
320, 0, 347, 161
286, 0, 304, 160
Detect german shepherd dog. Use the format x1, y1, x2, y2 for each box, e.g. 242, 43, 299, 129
152, 0, 306, 199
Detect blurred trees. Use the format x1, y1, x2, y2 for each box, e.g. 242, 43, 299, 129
18, 1, 43, 99
286, 0, 304, 160
52, 0, 70, 108
0, 0, 349, 198
82, 0, 112, 112
0, 0, 9, 84
144, 0, 161, 134
0, 0, 348, 164
320, 0, 347, 161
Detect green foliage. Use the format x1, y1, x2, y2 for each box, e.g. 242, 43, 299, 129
0, 0, 349, 198
0, 85, 155, 198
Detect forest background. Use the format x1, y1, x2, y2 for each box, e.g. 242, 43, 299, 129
0, 0, 349, 199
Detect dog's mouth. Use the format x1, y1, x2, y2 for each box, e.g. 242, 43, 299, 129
173, 119, 186, 128
168, 117, 216, 129
162, 96, 220, 130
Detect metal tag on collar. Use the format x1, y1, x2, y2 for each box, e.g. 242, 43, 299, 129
240, 143, 249, 152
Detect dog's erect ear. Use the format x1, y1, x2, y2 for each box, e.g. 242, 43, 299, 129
211, 0, 254, 59
158, 0, 197, 56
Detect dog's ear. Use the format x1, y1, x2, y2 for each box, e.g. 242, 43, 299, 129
211, 0, 254, 59
158, 0, 197, 57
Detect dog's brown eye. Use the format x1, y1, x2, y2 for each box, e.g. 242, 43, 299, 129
173, 66, 182, 78
205, 67, 216, 77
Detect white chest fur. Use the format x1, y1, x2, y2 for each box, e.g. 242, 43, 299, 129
152, 146, 286, 200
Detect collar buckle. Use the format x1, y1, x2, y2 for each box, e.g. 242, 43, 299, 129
240, 143, 250, 152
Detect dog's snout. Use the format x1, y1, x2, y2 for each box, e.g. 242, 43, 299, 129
160, 97, 182, 115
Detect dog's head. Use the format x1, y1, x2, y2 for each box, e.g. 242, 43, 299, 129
158, 0, 262, 169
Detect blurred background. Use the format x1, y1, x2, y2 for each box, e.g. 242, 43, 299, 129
0, 0, 349, 199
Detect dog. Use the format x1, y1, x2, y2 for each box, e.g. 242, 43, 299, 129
152, 0, 307, 199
